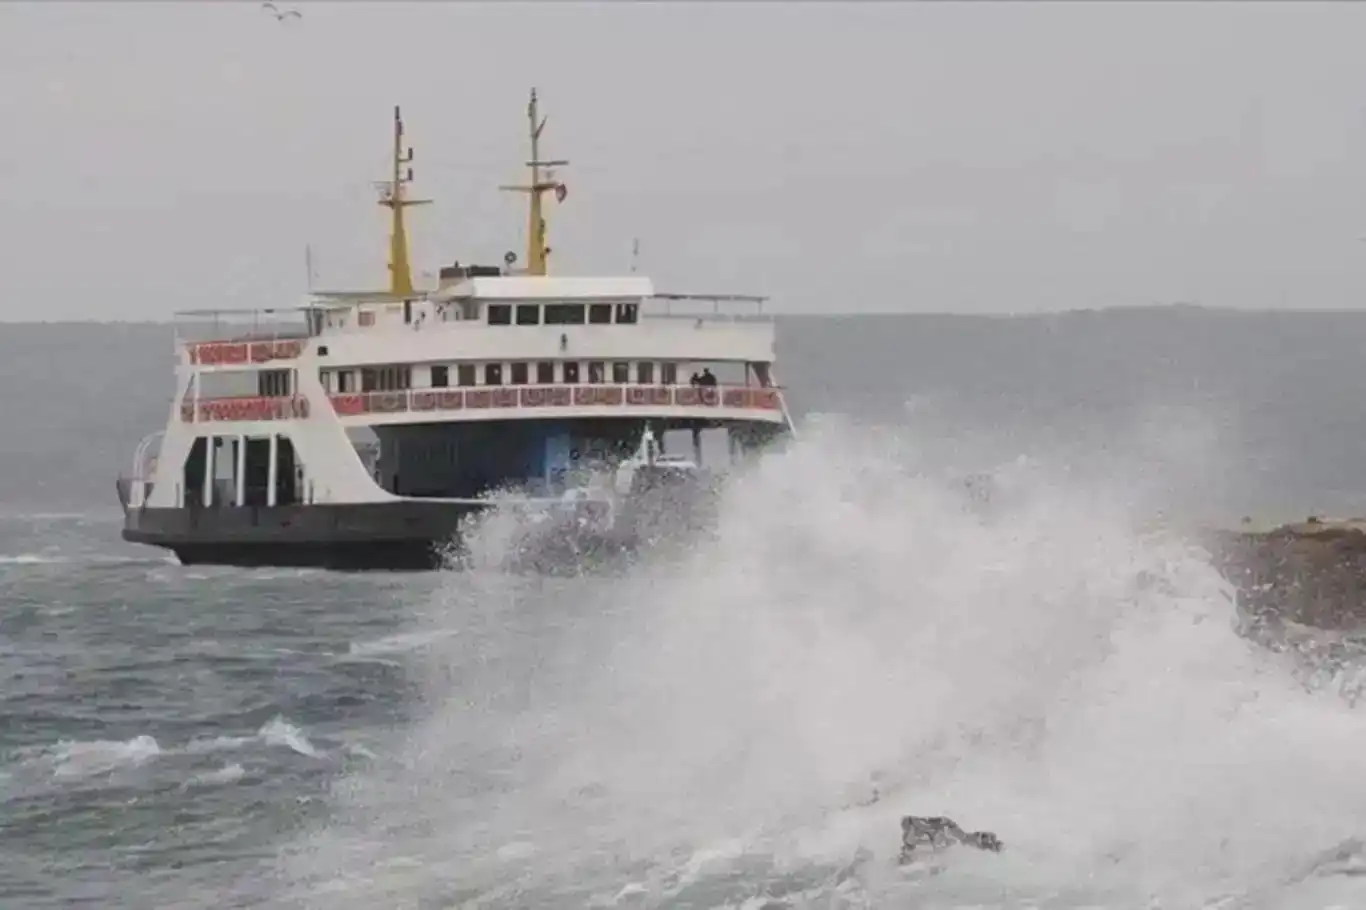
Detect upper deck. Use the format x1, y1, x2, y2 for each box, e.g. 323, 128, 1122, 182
170, 91, 785, 396
175, 275, 778, 371
139, 91, 795, 497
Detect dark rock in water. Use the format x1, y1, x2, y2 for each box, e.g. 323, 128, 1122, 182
898, 816, 1003, 864
1203, 519, 1366, 630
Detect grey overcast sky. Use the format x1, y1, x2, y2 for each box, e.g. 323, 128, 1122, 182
4, 1, 1366, 320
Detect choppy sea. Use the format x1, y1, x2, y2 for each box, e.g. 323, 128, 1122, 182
8, 311, 1366, 908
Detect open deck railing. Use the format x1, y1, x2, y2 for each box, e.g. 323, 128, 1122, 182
173, 306, 320, 346
645, 293, 769, 322
179, 383, 785, 423
117, 431, 164, 509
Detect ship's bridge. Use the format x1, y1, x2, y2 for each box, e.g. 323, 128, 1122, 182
303, 274, 778, 372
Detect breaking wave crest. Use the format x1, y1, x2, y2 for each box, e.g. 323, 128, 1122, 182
269, 416, 1366, 908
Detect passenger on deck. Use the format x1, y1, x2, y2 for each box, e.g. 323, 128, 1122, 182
698, 368, 717, 387
689, 372, 701, 386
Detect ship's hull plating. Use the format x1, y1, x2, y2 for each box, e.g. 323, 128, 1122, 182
124, 501, 490, 571
121, 499, 641, 572
121, 451, 731, 574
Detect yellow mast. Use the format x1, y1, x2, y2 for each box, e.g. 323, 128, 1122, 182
377, 105, 431, 295
499, 88, 569, 276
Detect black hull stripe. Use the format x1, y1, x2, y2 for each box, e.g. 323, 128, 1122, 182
121, 501, 639, 572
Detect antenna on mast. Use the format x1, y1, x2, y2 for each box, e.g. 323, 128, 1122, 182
630, 237, 640, 274
375, 105, 432, 296
304, 243, 316, 293
499, 88, 569, 276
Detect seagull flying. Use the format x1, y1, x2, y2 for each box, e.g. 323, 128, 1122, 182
261, 2, 302, 20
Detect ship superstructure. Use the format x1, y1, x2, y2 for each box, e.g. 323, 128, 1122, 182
117, 92, 794, 569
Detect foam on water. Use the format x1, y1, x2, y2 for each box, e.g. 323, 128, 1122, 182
268, 416, 1366, 909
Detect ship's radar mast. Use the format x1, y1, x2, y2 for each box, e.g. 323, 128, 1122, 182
499, 88, 569, 276
375, 105, 432, 296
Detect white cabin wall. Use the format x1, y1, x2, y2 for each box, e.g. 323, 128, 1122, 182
148, 360, 399, 507
452, 277, 654, 300
314, 320, 776, 370
145, 369, 198, 508
287, 360, 398, 503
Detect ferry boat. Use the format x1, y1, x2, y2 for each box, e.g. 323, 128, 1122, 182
116, 92, 796, 570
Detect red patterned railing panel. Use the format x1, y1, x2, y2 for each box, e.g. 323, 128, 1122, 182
434, 390, 465, 410
749, 388, 780, 410
674, 387, 721, 406
329, 393, 366, 416
189, 339, 304, 366
625, 386, 673, 406
323, 384, 784, 417
366, 391, 409, 414
184, 396, 310, 422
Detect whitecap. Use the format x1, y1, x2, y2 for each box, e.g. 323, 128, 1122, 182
184, 763, 245, 788
259, 716, 320, 758
47, 734, 161, 780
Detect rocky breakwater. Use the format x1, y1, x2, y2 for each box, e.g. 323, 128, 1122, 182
1202, 518, 1366, 631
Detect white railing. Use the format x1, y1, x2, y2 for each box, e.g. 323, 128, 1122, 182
173, 306, 319, 345
117, 431, 164, 509
645, 293, 768, 321
324, 382, 785, 418
176, 383, 786, 424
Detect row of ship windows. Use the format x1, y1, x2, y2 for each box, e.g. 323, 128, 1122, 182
259, 370, 291, 397
326, 360, 680, 393
486, 302, 639, 327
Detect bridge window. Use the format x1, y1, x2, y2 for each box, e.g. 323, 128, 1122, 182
588, 303, 613, 325
563, 361, 580, 383
258, 369, 291, 397
361, 366, 411, 392
485, 363, 503, 386
615, 303, 638, 324
536, 361, 554, 384
637, 362, 654, 384
612, 362, 630, 383
661, 362, 678, 385
515, 304, 540, 326
457, 364, 476, 387
430, 365, 449, 388
488, 304, 512, 326
544, 304, 585, 325
510, 362, 529, 385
